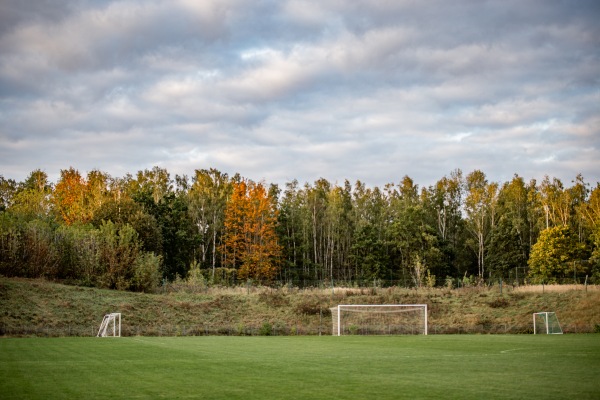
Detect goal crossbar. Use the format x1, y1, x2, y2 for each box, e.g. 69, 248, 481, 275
332, 304, 428, 336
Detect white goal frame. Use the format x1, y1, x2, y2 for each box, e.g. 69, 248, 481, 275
97, 313, 121, 337
331, 304, 428, 336
533, 312, 563, 334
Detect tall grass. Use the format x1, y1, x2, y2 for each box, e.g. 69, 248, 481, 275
513, 284, 600, 293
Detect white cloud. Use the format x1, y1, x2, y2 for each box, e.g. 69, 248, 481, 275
0, 0, 598, 189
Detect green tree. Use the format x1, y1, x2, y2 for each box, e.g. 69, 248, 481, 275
188, 168, 231, 279
0, 175, 17, 211
9, 169, 53, 220
97, 221, 141, 290
485, 175, 531, 279
350, 181, 390, 283
387, 176, 442, 286
278, 179, 308, 283
130, 166, 173, 203
86, 169, 112, 214
135, 190, 197, 280
422, 170, 469, 280
528, 225, 585, 283
54, 223, 100, 285
538, 176, 575, 229
131, 252, 162, 292
92, 197, 162, 255
464, 170, 498, 279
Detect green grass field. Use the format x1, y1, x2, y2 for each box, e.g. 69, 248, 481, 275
1, 335, 599, 399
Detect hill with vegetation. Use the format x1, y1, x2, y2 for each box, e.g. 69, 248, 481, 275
1, 277, 599, 337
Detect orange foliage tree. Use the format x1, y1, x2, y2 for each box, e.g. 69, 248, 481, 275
52, 167, 89, 225
52, 168, 110, 225
221, 180, 282, 282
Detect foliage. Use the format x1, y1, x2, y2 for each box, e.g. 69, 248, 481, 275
2, 166, 600, 290
259, 321, 273, 336
464, 170, 498, 278
131, 252, 162, 293
221, 180, 282, 283
188, 168, 231, 278
8, 170, 53, 220
0, 175, 17, 211
55, 224, 100, 285
92, 197, 162, 254
528, 226, 586, 283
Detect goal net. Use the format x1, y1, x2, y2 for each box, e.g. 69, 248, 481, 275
330, 304, 428, 336
533, 312, 563, 334
97, 313, 121, 337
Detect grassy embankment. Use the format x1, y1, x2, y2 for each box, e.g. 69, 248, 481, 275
1, 276, 599, 336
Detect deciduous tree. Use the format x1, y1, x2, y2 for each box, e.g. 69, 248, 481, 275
221, 180, 282, 282
528, 225, 586, 283
52, 167, 89, 225
464, 170, 498, 279
188, 168, 231, 279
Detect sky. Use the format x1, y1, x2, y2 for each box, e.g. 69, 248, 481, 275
1, 0, 599, 190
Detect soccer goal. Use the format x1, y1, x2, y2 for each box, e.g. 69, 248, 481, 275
330, 304, 428, 336
97, 313, 121, 337
533, 312, 563, 334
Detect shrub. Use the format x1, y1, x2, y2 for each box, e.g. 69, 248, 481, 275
259, 322, 273, 336
131, 252, 162, 293
488, 297, 510, 308
445, 276, 454, 289
97, 221, 140, 290
258, 290, 289, 307
425, 270, 436, 288
293, 296, 322, 315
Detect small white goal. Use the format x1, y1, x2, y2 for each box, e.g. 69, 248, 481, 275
97, 313, 121, 337
533, 312, 563, 334
331, 304, 428, 336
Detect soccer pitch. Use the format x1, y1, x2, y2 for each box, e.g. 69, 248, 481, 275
1, 335, 599, 399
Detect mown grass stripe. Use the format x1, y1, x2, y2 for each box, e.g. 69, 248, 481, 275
0, 335, 599, 399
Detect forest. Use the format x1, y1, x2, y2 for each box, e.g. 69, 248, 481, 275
0, 167, 599, 292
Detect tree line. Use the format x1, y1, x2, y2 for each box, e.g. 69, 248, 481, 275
1, 167, 599, 291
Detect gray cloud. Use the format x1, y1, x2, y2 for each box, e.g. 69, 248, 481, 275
0, 0, 598, 189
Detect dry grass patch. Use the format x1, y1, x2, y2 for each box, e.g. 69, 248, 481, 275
513, 284, 600, 293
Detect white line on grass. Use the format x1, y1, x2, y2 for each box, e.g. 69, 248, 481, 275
500, 348, 523, 354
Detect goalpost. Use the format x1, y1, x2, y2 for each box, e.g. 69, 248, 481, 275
97, 313, 121, 337
331, 304, 428, 336
533, 312, 563, 334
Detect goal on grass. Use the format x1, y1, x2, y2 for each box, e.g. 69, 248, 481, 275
330, 304, 428, 336
533, 312, 563, 334
97, 313, 121, 337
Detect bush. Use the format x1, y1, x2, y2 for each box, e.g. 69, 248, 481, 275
97, 221, 140, 290
132, 252, 162, 293
259, 322, 273, 336
488, 297, 510, 308
293, 296, 322, 315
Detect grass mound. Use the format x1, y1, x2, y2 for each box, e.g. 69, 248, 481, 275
1, 277, 599, 336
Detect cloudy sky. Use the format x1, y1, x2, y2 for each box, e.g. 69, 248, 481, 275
1, 0, 599, 189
